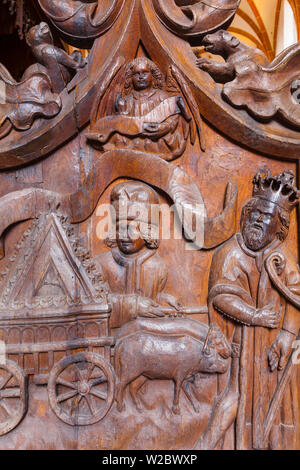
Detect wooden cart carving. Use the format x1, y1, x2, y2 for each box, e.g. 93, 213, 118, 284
0, 212, 116, 434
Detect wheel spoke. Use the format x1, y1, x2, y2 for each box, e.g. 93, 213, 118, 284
56, 377, 77, 390
0, 373, 13, 391
89, 376, 107, 387
0, 400, 12, 417
57, 390, 78, 403
89, 388, 107, 401
75, 364, 87, 382
71, 394, 83, 415
85, 395, 96, 416
0, 387, 21, 399
87, 363, 96, 380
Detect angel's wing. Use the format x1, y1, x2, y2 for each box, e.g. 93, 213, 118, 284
168, 64, 205, 152
90, 56, 125, 126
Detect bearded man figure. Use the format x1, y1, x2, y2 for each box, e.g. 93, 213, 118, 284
208, 169, 300, 450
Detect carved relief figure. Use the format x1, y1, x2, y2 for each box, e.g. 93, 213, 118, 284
115, 324, 230, 415
94, 181, 182, 329
208, 169, 300, 449
25, 22, 87, 94
197, 30, 300, 129
87, 58, 204, 160
0, 21, 86, 141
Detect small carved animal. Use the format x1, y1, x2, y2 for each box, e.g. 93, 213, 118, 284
196, 29, 268, 84
114, 329, 229, 414
196, 29, 300, 127
25, 22, 86, 93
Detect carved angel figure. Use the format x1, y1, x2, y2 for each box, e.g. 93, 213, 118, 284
87, 58, 204, 160
197, 30, 300, 129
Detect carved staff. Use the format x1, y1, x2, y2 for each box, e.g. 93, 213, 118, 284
262, 352, 295, 447
266, 252, 300, 309
262, 251, 300, 446
156, 306, 208, 315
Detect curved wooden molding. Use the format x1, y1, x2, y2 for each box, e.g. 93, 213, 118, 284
0, 150, 237, 252
38, 0, 125, 47
152, 0, 241, 39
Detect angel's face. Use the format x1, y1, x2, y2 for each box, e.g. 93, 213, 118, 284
132, 63, 153, 91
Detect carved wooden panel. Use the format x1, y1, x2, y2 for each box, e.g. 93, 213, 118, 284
0, 0, 299, 450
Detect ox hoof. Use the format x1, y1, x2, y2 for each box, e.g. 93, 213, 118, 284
172, 405, 180, 415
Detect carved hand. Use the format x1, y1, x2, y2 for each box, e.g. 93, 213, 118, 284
70, 50, 87, 69
156, 293, 183, 314
143, 119, 175, 139
196, 58, 234, 83
268, 330, 295, 372
213, 294, 280, 328
137, 297, 165, 318
253, 307, 281, 329
143, 122, 160, 133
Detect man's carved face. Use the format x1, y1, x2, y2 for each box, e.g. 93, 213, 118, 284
131, 63, 153, 91
242, 199, 280, 251
116, 220, 146, 255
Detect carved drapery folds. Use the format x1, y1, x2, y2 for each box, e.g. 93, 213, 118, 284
204, 169, 300, 450
87, 58, 205, 159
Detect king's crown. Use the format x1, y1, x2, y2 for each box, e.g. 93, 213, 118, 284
252, 169, 300, 212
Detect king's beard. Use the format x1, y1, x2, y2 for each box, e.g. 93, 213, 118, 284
242, 220, 271, 252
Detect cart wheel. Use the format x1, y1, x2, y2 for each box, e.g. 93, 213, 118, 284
0, 359, 28, 436
48, 352, 115, 426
